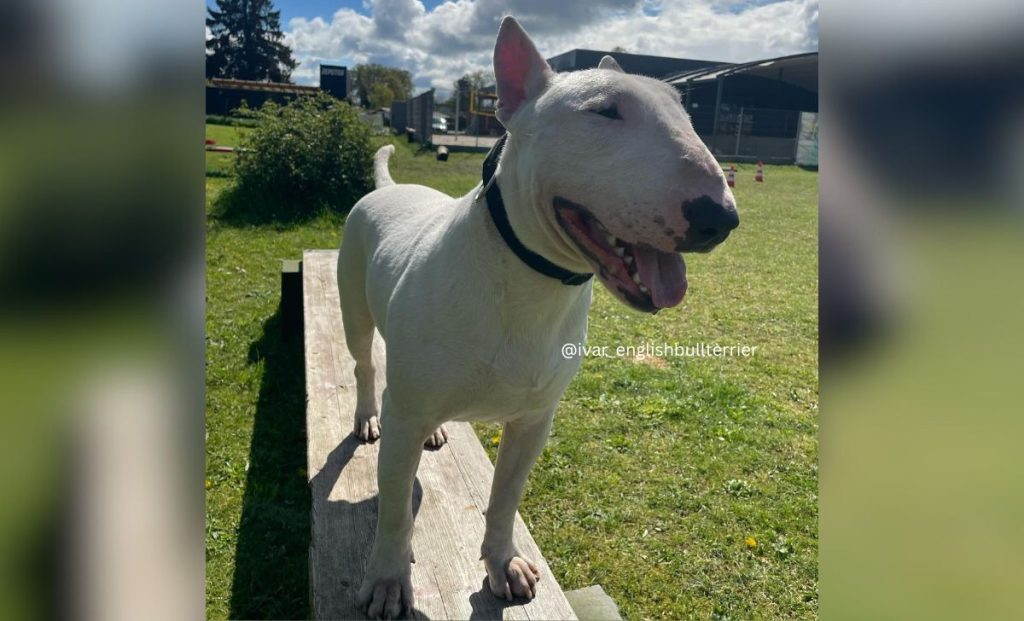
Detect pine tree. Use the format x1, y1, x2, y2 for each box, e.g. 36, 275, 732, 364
206, 0, 298, 82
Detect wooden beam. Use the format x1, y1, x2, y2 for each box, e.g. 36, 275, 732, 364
281, 259, 302, 340
303, 250, 578, 620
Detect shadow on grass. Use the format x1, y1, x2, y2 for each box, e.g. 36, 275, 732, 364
212, 185, 343, 228
229, 305, 311, 620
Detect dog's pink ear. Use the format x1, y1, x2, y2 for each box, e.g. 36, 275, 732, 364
493, 16, 551, 126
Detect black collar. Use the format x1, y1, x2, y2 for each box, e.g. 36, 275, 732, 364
479, 134, 593, 286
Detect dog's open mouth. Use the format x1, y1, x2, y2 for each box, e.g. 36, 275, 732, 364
554, 197, 687, 313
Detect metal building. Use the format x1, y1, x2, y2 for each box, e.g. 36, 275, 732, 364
546, 48, 818, 164
205, 64, 351, 115
205, 78, 321, 116
668, 52, 818, 163
547, 48, 725, 78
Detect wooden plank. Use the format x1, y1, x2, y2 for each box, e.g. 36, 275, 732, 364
303, 250, 578, 620
564, 586, 622, 621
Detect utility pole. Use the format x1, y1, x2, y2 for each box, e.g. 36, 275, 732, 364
454, 84, 460, 134
735, 106, 744, 156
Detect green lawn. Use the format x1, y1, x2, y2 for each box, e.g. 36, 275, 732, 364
205, 123, 247, 178
205, 127, 818, 620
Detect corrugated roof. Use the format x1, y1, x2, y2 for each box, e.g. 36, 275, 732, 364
666, 52, 818, 92
207, 78, 320, 95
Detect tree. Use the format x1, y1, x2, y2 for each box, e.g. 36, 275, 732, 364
610, 45, 628, 53
367, 83, 397, 110
352, 64, 413, 109
206, 0, 297, 82
453, 70, 494, 95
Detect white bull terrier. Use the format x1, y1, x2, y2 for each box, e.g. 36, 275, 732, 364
338, 16, 738, 619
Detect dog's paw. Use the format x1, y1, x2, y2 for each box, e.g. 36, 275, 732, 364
357, 571, 414, 620
423, 425, 448, 449
354, 413, 381, 442
484, 555, 540, 601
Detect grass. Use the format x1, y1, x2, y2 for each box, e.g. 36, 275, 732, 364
205, 127, 818, 620
205, 124, 246, 178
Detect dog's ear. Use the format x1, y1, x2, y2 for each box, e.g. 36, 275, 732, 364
493, 16, 552, 126
598, 55, 625, 73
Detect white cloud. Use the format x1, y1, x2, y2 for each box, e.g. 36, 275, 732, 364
284, 0, 818, 95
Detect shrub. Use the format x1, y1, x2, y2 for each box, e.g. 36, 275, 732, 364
206, 103, 260, 128
232, 93, 374, 219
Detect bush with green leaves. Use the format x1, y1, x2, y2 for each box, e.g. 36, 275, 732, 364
233, 93, 374, 219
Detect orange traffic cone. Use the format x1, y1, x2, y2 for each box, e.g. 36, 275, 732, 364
755, 161, 764, 183
726, 165, 736, 188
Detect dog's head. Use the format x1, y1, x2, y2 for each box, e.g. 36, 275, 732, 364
491, 17, 739, 313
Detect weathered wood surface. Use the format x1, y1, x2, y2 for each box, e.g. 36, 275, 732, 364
303, 250, 578, 620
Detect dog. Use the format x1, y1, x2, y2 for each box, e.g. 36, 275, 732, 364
337, 16, 738, 619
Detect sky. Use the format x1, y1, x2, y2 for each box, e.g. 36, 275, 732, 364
207, 0, 818, 96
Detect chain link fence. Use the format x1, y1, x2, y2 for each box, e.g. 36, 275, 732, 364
690, 104, 804, 162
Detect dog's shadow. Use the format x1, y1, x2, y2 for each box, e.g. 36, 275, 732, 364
313, 436, 532, 621
468, 577, 538, 620
310, 434, 431, 620
231, 307, 530, 620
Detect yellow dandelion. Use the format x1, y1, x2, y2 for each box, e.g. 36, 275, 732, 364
746, 536, 758, 549
491, 434, 501, 446
205, 479, 212, 490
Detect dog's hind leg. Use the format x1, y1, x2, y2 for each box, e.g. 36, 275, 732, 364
424, 424, 448, 449
337, 218, 447, 448
337, 237, 381, 442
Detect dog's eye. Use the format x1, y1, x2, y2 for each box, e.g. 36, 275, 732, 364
591, 105, 622, 120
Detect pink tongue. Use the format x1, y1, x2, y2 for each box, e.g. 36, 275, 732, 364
633, 246, 688, 308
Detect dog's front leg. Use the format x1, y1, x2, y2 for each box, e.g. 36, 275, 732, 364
358, 405, 431, 619
481, 411, 554, 601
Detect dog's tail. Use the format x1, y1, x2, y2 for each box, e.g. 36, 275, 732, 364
373, 145, 396, 188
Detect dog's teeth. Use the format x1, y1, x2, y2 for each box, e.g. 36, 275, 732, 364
639, 284, 650, 294
606, 234, 617, 246
633, 272, 643, 285
624, 256, 633, 265
615, 247, 625, 257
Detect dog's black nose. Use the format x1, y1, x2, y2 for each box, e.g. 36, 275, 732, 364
679, 196, 739, 251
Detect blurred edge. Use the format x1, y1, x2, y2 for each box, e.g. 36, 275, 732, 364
821, 1, 1024, 620
0, 0, 1023, 620
0, 1, 204, 620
